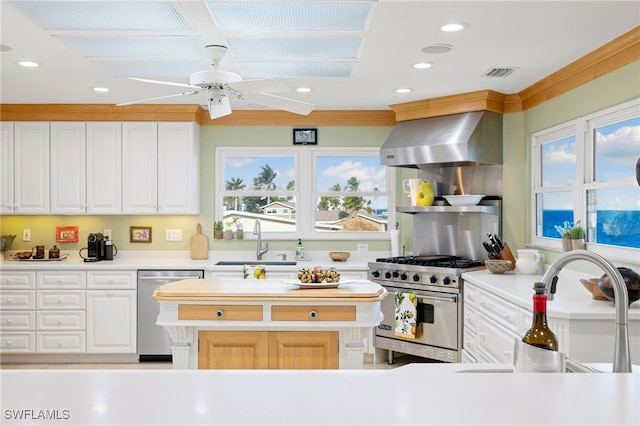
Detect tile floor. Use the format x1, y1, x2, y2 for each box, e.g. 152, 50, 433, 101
1, 354, 435, 370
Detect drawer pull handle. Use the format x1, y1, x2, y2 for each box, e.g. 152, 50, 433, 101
7, 298, 12, 303
57, 340, 62, 346
309, 310, 317, 318
58, 319, 63, 324
6, 341, 11, 346
57, 298, 63, 304
6, 319, 12, 324
216, 310, 223, 317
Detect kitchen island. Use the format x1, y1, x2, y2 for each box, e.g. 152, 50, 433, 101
1, 363, 638, 426
152, 278, 386, 370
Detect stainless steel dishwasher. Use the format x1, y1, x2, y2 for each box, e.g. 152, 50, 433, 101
137, 269, 204, 361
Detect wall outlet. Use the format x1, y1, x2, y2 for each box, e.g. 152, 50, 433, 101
103, 229, 112, 240
357, 243, 369, 251
166, 229, 182, 241
22, 229, 31, 242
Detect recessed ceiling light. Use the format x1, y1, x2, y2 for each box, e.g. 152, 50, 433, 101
441, 22, 469, 32
296, 87, 312, 93
92, 87, 109, 92
394, 88, 412, 94
18, 60, 40, 68
412, 62, 433, 69
421, 44, 454, 54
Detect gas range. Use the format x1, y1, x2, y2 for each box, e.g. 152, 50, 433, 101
368, 255, 485, 292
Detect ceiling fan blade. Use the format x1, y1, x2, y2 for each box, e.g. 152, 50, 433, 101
117, 90, 200, 106
129, 77, 200, 90
208, 95, 232, 120
227, 78, 288, 94
244, 92, 314, 116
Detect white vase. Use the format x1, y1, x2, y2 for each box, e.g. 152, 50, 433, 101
572, 239, 586, 250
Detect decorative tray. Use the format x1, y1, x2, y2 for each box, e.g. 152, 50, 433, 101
283, 279, 354, 289
11, 254, 69, 261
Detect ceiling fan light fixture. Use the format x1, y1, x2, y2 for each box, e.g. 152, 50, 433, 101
208, 94, 232, 119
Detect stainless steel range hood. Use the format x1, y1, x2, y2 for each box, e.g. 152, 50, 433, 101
380, 111, 503, 168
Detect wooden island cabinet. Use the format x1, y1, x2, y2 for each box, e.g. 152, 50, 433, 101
152, 279, 386, 370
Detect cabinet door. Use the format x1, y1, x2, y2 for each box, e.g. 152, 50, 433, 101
86, 122, 121, 214
157, 122, 199, 214
198, 331, 269, 369
269, 331, 339, 369
86, 290, 136, 353
0, 122, 14, 213
122, 122, 157, 214
14, 122, 49, 213
50, 122, 86, 214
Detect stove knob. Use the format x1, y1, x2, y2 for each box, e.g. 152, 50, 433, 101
430, 275, 438, 284
412, 274, 421, 282
443, 276, 452, 285
371, 270, 381, 278
392, 270, 400, 278
384, 271, 392, 279
400, 272, 408, 280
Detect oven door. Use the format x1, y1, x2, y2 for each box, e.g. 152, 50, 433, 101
377, 285, 458, 351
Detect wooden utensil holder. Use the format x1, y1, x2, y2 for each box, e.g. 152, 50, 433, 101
499, 243, 516, 270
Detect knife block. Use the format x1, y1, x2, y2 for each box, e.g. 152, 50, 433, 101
499, 243, 516, 270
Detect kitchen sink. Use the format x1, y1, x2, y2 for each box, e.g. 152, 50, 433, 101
214, 261, 297, 266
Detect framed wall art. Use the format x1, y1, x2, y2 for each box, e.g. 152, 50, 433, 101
293, 128, 317, 145
130, 226, 152, 243
56, 226, 79, 243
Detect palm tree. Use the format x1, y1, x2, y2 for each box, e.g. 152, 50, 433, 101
225, 177, 246, 211
343, 177, 364, 213
253, 164, 278, 205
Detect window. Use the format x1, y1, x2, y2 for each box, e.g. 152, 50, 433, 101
216, 146, 393, 239
531, 99, 640, 261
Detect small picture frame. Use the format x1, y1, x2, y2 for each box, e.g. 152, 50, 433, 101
293, 128, 317, 145
56, 226, 78, 243
130, 226, 152, 243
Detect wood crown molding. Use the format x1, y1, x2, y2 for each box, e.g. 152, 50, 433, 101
1, 27, 637, 124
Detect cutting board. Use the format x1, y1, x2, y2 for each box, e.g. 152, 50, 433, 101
190, 223, 208, 260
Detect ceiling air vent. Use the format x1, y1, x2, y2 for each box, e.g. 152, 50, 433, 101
482, 67, 518, 78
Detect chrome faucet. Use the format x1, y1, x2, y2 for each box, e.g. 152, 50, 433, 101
253, 219, 268, 260
540, 250, 631, 373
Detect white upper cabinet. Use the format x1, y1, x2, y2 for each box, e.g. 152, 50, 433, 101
13, 122, 50, 214
86, 122, 122, 214
122, 122, 158, 214
157, 122, 200, 214
0, 122, 14, 214
50, 122, 86, 214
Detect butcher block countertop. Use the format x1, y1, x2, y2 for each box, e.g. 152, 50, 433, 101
152, 278, 387, 302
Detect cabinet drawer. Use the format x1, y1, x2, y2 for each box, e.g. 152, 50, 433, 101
271, 305, 356, 321
0, 332, 35, 353
37, 271, 86, 289
477, 313, 518, 364
178, 305, 263, 321
0, 290, 35, 310
463, 325, 478, 358
0, 311, 35, 330
0, 271, 35, 289
463, 303, 477, 332
37, 290, 86, 310
87, 271, 136, 289
478, 290, 520, 334
37, 332, 85, 352
37, 311, 85, 330
463, 284, 479, 308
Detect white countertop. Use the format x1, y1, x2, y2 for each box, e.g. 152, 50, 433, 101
0, 250, 378, 271
462, 268, 640, 320
1, 364, 638, 425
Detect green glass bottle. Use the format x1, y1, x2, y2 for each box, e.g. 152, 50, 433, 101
522, 282, 558, 351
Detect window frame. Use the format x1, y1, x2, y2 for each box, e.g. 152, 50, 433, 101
530, 98, 639, 262
216, 146, 394, 240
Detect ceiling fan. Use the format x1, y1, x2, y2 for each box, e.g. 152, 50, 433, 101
117, 45, 314, 119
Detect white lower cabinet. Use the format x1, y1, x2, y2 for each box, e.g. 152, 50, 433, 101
1, 271, 36, 353
86, 271, 136, 353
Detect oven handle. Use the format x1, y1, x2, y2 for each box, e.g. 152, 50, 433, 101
415, 294, 457, 303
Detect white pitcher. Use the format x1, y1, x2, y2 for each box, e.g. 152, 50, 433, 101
402, 179, 422, 206
516, 249, 544, 275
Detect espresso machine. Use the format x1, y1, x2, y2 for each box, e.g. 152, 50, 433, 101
83, 233, 115, 262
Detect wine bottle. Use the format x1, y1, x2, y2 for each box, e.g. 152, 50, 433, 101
522, 282, 558, 351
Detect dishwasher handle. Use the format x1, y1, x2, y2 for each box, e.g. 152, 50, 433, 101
138, 275, 203, 281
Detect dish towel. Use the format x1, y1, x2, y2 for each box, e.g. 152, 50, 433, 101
243, 265, 266, 279
394, 292, 417, 339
